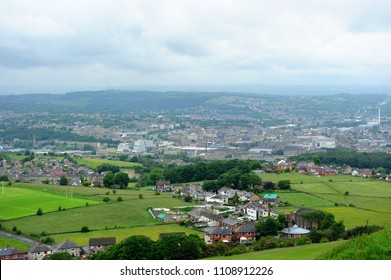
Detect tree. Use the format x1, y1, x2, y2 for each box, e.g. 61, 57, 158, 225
277, 180, 291, 190
81, 226, 90, 233
114, 172, 130, 188
202, 180, 219, 192
59, 176, 68, 186
263, 181, 276, 190
93, 235, 156, 260
103, 171, 115, 188
43, 252, 77, 260
240, 172, 262, 190
36, 208, 43, 216
256, 217, 280, 238
231, 192, 239, 205
97, 164, 120, 174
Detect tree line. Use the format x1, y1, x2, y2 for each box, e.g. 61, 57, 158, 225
291, 149, 391, 170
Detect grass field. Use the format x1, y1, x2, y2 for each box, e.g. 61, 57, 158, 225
2, 173, 391, 259
0, 235, 31, 252
206, 240, 346, 260
0, 186, 100, 220
49, 224, 203, 246
0, 184, 194, 236
258, 173, 391, 228
75, 158, 142, 170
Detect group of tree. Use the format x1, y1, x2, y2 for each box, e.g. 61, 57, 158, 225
291, 149, 391, 170
92, 234, 205, 260
162, 160, 262, 184
297, 210, 346, 241
103, 171, 130, 188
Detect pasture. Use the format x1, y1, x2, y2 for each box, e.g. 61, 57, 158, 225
1, 173, 391, 253
75, 158, 141, 170
0, 186, 100, 220
260, 173, 391, 228
49, 224, 203, 246
0, 235, 31, 252
206, 240, 346, 260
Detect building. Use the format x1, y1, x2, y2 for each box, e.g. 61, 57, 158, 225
56, 240, 81, 257
262, 194, 280, 205
0, 247, 25, 260
28, 243, 54, 260
89, 237, 116, 254
281, 224, 310, 239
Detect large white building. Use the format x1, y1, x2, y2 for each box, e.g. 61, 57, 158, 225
117, 143, 131, 152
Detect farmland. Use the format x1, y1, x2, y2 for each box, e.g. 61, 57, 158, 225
1, 172, 391, 251
75, 157, 141, 170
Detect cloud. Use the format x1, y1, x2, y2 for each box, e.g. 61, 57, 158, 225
0, 0, 390, 89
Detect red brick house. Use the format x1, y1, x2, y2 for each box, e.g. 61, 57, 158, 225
0, 247, 25, 260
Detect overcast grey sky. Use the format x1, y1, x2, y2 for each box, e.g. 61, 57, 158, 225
0, 0, 390, 93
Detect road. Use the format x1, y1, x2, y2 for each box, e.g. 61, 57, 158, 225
0, 230, 38, 246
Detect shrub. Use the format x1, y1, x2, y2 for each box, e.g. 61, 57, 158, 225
81, 226, 90, 233
117, 196, 123, 202
344, 191, 349, 196
139, 194, 144, 199
103, 197, 110, 202
295, 237, 312, 246
155, 192, 161, 195
36, 208, 43, 215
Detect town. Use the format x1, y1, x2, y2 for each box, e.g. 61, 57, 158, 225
1, 91, 391, 260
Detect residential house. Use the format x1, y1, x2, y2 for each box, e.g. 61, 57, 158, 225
205, 227, 233, 244
0, 247, 25, 260
199, 211, 223, 227
234, 222, 257, 242
155, 180, 171, 192
219, 218, 240, 229
28, 243, 54, 260
89, 237, 116, 254
205, 194, 228, 204
56, 240, 81, 257
262, 194, 280, 205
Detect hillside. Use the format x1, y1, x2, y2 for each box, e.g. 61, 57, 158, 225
317, 227, 391, 260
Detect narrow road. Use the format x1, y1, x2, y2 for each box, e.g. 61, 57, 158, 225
0, 230, 38, 246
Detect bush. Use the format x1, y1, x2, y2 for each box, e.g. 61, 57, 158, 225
139, 194, 144, 199
295, 237, 312, 246
81, 226, 90, 233
36, 208, 43, 216
103, 197, 110, 202
155, 192, 161, 195
117, 196, 123, 202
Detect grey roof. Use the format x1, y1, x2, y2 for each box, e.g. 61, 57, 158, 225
0, 247, 23, 257
281, 225, 310, 235
89, 237, 116, 246
200, 211, 223, 222
234, 222, 256, 233
221, 218, 239, 226
211, 227, 233, 236
57, 240, 79, 250
28, 243, 53, 253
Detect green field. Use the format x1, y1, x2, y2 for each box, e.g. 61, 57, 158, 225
0, 186, 100, 220
258, 173, 391, 228
0, 183, 195, 244
0, 235, 31, 252
49, 224, 203, 246
2, 173, 391, 258
75, 158, 142, 169
206, 240, 346, 260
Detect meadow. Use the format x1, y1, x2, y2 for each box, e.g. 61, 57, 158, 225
206, 240, 347, 260
0, 186, 100, 220
1, 172, 391, 252
260, 173, 391, 228
75, 157, 141, 170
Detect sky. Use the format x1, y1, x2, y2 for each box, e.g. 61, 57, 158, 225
0, 0, 390, 94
